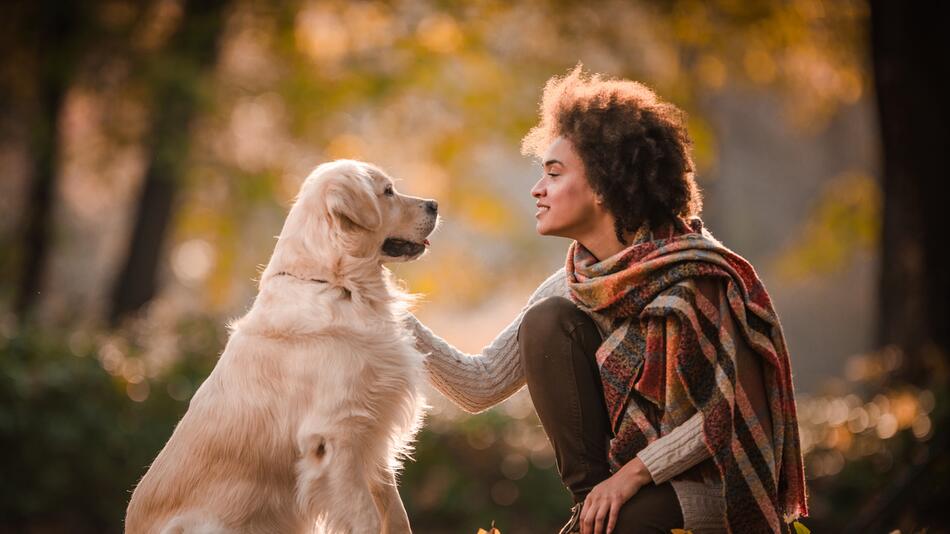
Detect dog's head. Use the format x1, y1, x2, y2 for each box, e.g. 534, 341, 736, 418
323, 160, 438, 263
268, 160, 439, 279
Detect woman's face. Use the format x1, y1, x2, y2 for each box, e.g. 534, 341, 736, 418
530, 136, 602, 239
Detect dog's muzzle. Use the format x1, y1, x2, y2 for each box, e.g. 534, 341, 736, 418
382, 238, 427, 257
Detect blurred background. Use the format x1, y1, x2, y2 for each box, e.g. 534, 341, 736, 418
1, 0, 947, 532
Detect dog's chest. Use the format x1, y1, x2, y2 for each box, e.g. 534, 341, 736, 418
300, 331, 422, 395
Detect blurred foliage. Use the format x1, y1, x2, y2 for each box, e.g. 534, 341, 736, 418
0, 320, 574, 533
401, 414, 570, 533
0, 318, 216, 533
0, 0, 873, 320
792, 343, 950, 532
774, 171, 880, 279
3, 313, 945, 532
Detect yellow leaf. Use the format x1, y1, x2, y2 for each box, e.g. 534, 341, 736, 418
792, 521, 811, 534
476, 530, 488, 534
671, 529, 693, 534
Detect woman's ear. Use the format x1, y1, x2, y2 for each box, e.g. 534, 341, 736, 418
324, 176, 382, 233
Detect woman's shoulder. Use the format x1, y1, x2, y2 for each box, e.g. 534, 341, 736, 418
529, 266, 570, 303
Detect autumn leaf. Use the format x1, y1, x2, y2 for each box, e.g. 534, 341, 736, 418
671, 529, 693, 534
792, 520, 811, 534
476, 520, 501, 534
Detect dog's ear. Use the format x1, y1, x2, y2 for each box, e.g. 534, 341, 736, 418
324, 176, 382, 233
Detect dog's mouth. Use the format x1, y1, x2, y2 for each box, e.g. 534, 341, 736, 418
381, 237, 429, 258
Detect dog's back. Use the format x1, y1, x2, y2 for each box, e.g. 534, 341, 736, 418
125, 331, 306, 533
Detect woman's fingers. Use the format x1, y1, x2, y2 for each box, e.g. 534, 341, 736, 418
594, 503, 608, 534
581, 501, 597, 534
581, 497, 593, 534
581, 500, 602, 534
583, 491, 628, 534
606, 501, 619, 534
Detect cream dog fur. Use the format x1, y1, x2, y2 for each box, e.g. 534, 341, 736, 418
125, 160, 437, 534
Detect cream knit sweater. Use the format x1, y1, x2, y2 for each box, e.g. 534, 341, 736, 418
407, 267, 728, 532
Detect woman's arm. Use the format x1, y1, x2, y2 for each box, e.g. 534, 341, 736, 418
635, 411, 707, 484
406, 267, 569, 413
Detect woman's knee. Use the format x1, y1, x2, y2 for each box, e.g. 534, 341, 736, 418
520, 296, 579, 335
518, 296, 598, 370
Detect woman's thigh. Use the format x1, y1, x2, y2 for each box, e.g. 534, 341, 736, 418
612, 482, 683, 533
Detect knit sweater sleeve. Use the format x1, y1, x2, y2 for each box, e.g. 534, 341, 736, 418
406, 267, 569, 414
636, 411, 709, 484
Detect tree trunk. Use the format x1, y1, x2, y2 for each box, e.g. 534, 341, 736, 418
872, 0, 950, 381
108, 0, 229, 326
12, 2, 80, 321
844, 2, 950, 531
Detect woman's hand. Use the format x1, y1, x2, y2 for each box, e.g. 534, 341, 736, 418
580, 457, 653, 534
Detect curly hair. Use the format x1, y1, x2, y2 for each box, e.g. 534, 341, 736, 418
521, 64, 703, 245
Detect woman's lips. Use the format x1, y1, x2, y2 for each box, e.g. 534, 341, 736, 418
535, 205, 549, 217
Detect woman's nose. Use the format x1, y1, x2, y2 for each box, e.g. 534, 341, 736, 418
530, 178, 544, 198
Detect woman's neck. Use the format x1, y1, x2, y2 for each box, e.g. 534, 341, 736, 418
578, 229, 635, 263
576, 218, 679, 262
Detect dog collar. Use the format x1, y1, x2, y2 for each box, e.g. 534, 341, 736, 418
274, 271, 330, 284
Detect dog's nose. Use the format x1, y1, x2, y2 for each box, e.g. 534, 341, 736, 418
425, 200, 438, 215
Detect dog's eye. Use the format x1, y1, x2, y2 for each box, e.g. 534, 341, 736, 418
384, 185, 394, 197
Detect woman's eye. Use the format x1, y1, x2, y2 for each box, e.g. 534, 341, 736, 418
547, 173, 560, 178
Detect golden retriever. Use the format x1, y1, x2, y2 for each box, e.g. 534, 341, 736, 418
125, 160, 437, 534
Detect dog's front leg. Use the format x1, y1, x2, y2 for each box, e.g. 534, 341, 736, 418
369, 471, 411, 534
298, 438, 382, 534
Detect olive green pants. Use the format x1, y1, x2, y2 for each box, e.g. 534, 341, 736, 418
518, 296, 685, 533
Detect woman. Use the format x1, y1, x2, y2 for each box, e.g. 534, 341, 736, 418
407, 66, 808, 533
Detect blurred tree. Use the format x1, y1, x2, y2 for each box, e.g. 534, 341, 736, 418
5, 0, 87, 321
871, 0, 950, 381
839, 1, 950, 531
109, 0, 230, 326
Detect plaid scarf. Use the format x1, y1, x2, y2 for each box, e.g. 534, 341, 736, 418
566, 216, 808, 533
